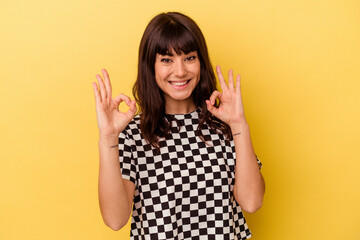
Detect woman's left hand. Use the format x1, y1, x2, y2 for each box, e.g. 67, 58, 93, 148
206, 65, 247, 128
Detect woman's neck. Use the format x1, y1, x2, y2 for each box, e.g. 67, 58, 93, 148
164, 98, 196, 115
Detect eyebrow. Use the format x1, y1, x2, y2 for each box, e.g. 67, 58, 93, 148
159, 51, 174, 57
158, 51, 196, 57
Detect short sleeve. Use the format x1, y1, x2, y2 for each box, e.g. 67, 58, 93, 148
256, 155, 263, 170
118, 130, 137, 185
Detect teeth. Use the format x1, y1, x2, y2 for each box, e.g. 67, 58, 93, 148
171, 81, 188, 86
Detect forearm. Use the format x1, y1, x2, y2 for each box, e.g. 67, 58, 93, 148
231, 122, 265, 213
98, 136, 131, 230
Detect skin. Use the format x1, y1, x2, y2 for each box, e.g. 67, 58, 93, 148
154, 50, 200, 114
92, 53, 265, 230
92, 69, 137, 230
206, 66, 265, 213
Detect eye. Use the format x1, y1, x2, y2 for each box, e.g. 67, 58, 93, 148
160, 58, 172, 63
185, 56, 196, 61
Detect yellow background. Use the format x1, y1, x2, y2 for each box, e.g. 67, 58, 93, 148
1, 0, 359, 239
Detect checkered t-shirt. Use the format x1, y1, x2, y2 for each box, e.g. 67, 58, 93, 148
119, 108, 262, 240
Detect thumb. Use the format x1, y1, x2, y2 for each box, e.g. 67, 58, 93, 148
125, 100, 137, 118
206, 100, 219, 116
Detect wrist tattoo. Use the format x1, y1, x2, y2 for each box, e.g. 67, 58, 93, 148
110, 144, 118, 148
233, 132, 241, 137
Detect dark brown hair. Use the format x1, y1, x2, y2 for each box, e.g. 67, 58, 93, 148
132, 12, 231, 148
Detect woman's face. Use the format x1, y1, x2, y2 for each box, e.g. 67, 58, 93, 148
154, 49, 201, 107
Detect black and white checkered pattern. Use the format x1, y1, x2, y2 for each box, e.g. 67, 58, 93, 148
119, 108, 262, 240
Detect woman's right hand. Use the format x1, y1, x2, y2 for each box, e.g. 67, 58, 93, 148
92, 69, 137, 139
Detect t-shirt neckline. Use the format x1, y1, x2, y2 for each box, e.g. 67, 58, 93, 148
165, 108, 200, 119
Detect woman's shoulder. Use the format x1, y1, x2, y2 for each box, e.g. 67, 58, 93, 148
121, 114, 141, 138
127, 114, 141, 128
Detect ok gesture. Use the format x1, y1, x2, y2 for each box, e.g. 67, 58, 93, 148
92, 69, 137, 139
206, 65, 247, 129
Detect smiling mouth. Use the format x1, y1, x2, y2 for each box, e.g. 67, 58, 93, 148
169, 80, 190, 86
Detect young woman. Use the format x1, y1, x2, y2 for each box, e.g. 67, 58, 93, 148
92, 12, 265, 239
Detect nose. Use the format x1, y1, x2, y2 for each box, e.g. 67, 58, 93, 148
173, 60, 187, 77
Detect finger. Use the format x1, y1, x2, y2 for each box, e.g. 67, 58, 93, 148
228, 69, 235, 91
209, 90, 222, 105
216, 65, 229, 92
112, 97, 124, 107
92, 82, 101, 104
101, 68, 112, 101
113, 93, 132, 106
96, 74, 107, 101
236, 74, 241, 94
206, 100, 219, 116
126, 100, 137, 117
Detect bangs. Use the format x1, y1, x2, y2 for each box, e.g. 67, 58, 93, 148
155, 22, 198, 55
